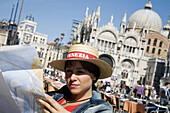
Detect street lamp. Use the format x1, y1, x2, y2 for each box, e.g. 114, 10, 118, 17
53, 33, 65, 77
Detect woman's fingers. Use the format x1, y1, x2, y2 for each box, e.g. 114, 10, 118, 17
39, 98, 57, 112
39, 94, 70, 113
45, 94, 63, 110
44, 108, 50, 113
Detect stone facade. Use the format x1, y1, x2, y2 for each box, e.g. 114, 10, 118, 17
0, 20, 8, 46
72, 1, 170, 86
18, 19, 48, 67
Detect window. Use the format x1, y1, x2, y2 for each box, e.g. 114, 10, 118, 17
159, 41, 163, 47
108, 42, 111, 48
101, 40, 104, 46
132, 47, 135, 53
129, 47, 132, 52
105, 41, 108, 47
121, 70, 128, 79
112, 43, 115, 49
148, 39, 151, 45
126, 46, 129, 52
47, 63, 49, 68
153, 39, 157, 46
158, 49, 161, 55
48, 57, 51, 61
146, 46, 149, 52
152, 48, 155, 53
122, 25, 125, 29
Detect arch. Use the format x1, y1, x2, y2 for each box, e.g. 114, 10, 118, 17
99, 54, 115, 68
121, 69, 128, 79
124, 36, 137, 47
148, 39, 151, 45
158, 49, 161, 55
159, 41, 163, 47
97, 30, 117, 42
152, 48, 155, 53
120, 59, 135, 81
153, 39, 157, 46
146, 46, 150, 52
121, 59, 135, 70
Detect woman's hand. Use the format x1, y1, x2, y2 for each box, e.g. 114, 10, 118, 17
39, 94, 70, 113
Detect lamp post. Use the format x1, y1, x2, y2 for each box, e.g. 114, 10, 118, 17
53, 33, 65, 77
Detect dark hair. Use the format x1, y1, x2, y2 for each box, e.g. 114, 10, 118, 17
165, 82, 170, 86
137, 81, 141, 85
64, 60, 100, 83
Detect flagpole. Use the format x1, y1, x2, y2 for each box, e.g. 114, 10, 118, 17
13, 0, 24, 45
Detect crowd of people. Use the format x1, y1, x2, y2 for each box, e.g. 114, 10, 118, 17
96, 80, 170, 106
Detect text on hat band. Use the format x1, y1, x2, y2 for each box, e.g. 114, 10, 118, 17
67, 51, 98, 59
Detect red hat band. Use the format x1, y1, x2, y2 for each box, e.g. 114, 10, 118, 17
67, 51, 98, 59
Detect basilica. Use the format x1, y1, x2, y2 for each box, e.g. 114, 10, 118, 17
72, 0, 170, 86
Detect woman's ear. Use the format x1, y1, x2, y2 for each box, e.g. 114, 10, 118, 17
91, 73, 96, 81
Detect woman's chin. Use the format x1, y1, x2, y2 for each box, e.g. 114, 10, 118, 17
69, 88, 81, 95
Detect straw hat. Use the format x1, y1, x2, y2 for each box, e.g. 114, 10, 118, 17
50, 44, 112, 79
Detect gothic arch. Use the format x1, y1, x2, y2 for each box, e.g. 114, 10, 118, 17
124, 30, 140, 47
96, 23, 119, 43
97, 30, 117, 42
124, 36, 138, 47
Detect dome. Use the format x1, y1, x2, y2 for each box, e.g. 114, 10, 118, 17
127, 1, 162, 32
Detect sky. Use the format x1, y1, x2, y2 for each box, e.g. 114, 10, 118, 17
0, 0, 170, 45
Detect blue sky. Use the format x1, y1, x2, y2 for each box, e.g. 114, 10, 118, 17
0, 0, 170, 44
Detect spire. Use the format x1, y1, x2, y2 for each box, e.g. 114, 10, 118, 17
96, 5, 100, 17
145, 0, 152, 9
163, 20, 170, 30
88, 14, 91, 21
85, 7, 89, 18
121, 11, 127, 24
92, 11, 95, 19
83, 7, 89, 26
110, 15, 114, 23
120, 11, 127, 33
95, 5, 100, 27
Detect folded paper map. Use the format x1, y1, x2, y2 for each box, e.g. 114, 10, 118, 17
0, 45, 45, 113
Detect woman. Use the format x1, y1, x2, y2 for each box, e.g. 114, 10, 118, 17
39, 44, 113, 113
135, 81, 144, 99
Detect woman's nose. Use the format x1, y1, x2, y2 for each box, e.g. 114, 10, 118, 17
70, 73, 77, 81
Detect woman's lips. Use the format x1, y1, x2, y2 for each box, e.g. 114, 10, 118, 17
70, 84, 79, 88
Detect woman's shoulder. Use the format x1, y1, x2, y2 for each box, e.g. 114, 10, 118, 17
75, 99, 113, 113
88, 100, 113, 113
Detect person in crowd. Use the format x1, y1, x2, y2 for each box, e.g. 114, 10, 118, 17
125, 85, 131, 94
113, 85, 120, 94
148, 87, 152, 100
101, 81, 107, 92
39, 44, 113, 113
105, 81, 111, 93
121, 83, 127, 94
160, 82, 170, 106
151, 87, 156, 100
144, 87, 149, 100
96, 80, 103, 90
134, 81, 144, 99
